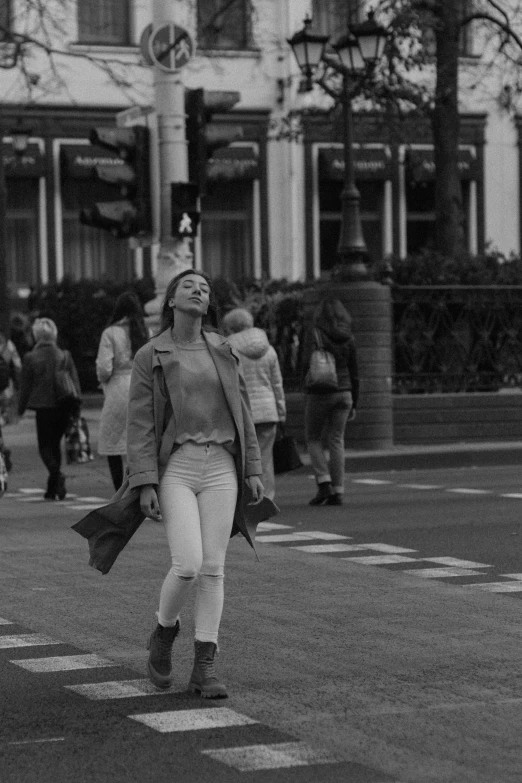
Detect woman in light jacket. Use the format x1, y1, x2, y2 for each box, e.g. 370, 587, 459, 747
96, 291, 148, 491
222, 308, 286, 500
127, 270, 264, 698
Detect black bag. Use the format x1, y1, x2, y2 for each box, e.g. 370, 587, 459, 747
0, 354, 10, 393
273, 425, 303, 474
304, 329, 338, 392
55, 351, 79, 406
65, 415, 93, 464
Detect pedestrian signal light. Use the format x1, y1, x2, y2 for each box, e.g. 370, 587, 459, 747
79, 125, 152, 239
171, 182, 200, 238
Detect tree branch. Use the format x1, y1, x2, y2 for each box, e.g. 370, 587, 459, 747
460, 13, 522, 51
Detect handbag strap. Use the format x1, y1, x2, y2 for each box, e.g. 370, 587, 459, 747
313, 328, 325, 351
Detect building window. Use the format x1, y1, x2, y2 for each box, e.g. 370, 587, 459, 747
0, 0, 10, 41
405, 179, 470, 254
6, 179, 39, 291
311, 0, 362, 36
319, 180, 384, 274
78, 0, 131, 46
197, 0, 250, 51
200, 181, 253, 278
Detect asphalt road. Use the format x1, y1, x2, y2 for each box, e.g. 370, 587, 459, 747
2, 415, 522, 782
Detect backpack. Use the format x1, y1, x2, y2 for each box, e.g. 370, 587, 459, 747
0, 354, 10, 393
304, 329, 339, 392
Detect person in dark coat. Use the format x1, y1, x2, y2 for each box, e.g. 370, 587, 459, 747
18, 318, 81, 500
127, 270, 264, 698
302, 298, 359, 506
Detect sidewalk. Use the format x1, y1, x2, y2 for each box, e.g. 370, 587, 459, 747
6, 403, 522, 477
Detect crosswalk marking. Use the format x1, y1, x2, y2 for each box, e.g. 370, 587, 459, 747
352, 478, 392, 485
65, 679, 168, 700
75, 497, 108, 503
402, 567, 484, 579
130, 708, 258, 733
422, 557, 491, 569
66, 505, 105, 511
201, 742, 339, 771
398, 484, 442, 490
362, 543, 417, 554
344, 555, 417, 566
502, 493, 522, 499
501, 573, 522, 580
257, 522, 293, 531
464, 581, 522, 592
446, 488, 492, 495
0, 634, 60, 649
12, 654, 117, 672
292, 543, 370, 554
256, 532, 350, 543
0, 617, 14, 625
18, 488, 43, 494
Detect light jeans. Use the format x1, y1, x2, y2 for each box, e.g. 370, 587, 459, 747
255, 422, 277, 500
305, 391, 353, 494
157, 442, 238, 644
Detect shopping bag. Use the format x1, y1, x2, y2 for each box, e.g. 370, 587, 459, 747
273, 425, 303, 474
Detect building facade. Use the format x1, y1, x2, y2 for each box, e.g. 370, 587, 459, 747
0, 0, 521, 300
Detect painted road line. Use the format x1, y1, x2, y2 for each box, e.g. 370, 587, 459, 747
17, 497, 46, 503
201, 742, 338, 771
397, 484, 443, 490
256, 522, 293, 531
502, 573, 522, 580
362, 543, 418, 554
18, 488, 44, 494
344, 555, 418, 566
422, 557, 492, 569
465, 582, 522, 592
3, 492, 24, 498
66, 679, 168, 700
256, 532, 350, 543
74, 497, 108, 503
130, 708, 258, 733
0, 618, 14, 625
0, 634, 60, 649
446, 488, 492, 495
12, 654, 117, 672
352, 479, 392, 485
291, 543, 370, 554
66, 505, 107, 512
402, 567, 484, 578
7, 738, 65, 746
501, 493, 522, 499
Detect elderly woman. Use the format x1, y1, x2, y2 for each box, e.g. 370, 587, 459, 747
222, 308, 286, 501
18, 317, 81, 500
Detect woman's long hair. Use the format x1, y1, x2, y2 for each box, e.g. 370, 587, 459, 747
108, 291, 148, 357
157, 269, 219, 335
313, 298, 352, 338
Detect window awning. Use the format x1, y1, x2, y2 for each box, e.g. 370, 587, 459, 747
60, 144, 126, 178
319, 147, 392, 180
407, 148, 480, 181
3, 143, 46, 178
207, 146, 259, 181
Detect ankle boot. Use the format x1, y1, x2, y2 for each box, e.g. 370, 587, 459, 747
44, 474, 57, 500
56, 473, 66, 501
309, 481, 333, 506
188, 640, 227, 699
147, 620, 180, 689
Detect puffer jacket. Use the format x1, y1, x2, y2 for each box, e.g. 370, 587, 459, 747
226, 327, 286, 424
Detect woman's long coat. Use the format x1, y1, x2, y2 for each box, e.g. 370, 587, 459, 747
127, 328, 263, 547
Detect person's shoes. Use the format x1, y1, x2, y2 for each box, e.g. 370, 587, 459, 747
309, 482, 333, 506
147, 621, 180, 689
326, 493, 343, 506
44, 474, 57, 500
56, 473, 66, 501
188, 640, 228, 699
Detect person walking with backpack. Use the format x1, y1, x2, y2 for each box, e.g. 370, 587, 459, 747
302, 299, 359, 506
18, 318, 81, 500
96, 291, 149, 491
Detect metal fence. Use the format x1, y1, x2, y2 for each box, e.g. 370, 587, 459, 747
393, 286, 522, 394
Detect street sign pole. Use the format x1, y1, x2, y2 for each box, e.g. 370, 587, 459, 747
145, 0, 194, 329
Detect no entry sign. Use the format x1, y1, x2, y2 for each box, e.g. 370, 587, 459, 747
148, 24, 193, 72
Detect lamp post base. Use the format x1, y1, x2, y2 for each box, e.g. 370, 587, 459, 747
303, 280, 393, 450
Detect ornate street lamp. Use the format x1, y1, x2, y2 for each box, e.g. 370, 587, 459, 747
288, 13, 388, 280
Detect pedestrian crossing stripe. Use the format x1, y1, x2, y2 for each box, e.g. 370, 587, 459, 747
65, 679, 168, 699
255, 531, 350, 543
344, 555, 417, 566
201, 741, 339, 771
402, 567, 484, 579
464, 581, 522, 592
0, 617, 14, 625
12, 654, 117, 672
0, 634, 60, 649
129, 708, 258, 733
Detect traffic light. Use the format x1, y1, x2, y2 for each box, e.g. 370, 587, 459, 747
185, 88, 243, 195
79, 126, 152, 239
171, 182, 200, 237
